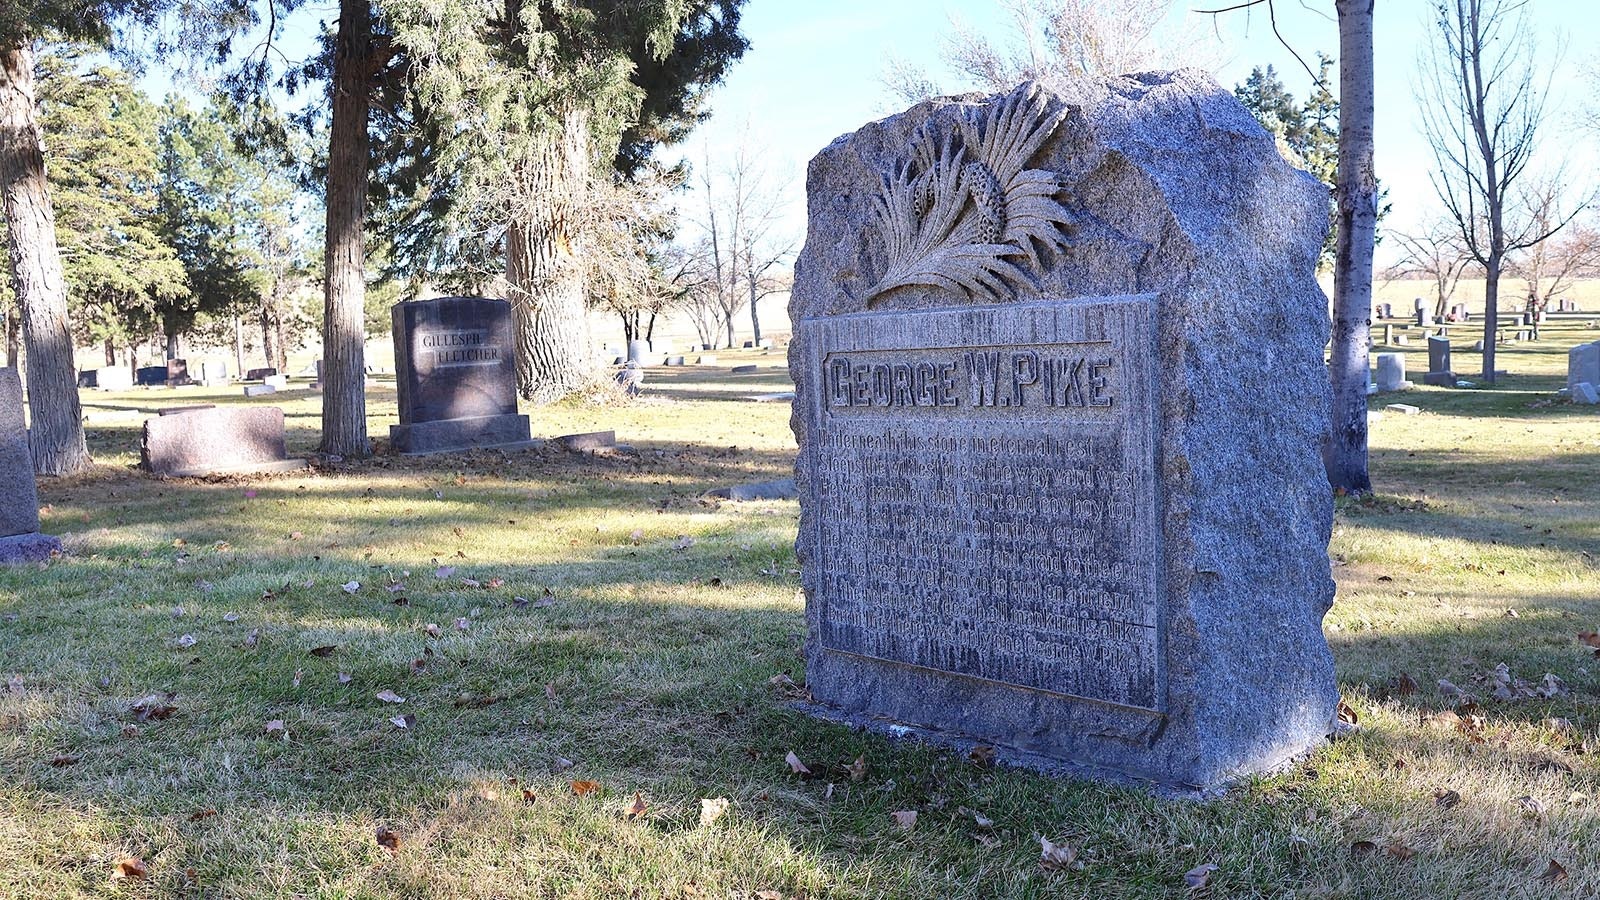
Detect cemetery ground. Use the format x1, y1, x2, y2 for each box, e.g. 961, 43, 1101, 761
2, 332, 1599, 900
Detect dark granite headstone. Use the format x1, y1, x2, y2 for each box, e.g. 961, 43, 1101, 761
166, 358, 190, 386
0, 368, 60, 562
791, 77, 1336, 793
245, 367, 277, 381
136, 366, 168, 386
1427, 336, 1452, 373
390, 297, 531, 454
141, 406, 306, 476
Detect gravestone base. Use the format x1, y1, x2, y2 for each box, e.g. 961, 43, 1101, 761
1422, 371, 1458, 387
390, 414, 534, 455
0, 532, 61, 565
167, 459, 310, 478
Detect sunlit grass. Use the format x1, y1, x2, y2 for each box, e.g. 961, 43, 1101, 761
3, 340, 1599, 898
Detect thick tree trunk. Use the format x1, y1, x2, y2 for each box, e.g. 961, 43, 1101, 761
103, 338, 114, 367
507, 220, 591, 403
3, 304, 18, 365
260, 308, 277, 374
233, 316, 245, 376
506, 107, 594, 404
164, 327, 180, 360
1325, 0, 1376, 496
1482, 255, 1499, 382
0, 42, 88, 475
320, 0, 372, 457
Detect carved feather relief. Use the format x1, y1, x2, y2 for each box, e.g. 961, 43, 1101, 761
863, 81, 1078, 305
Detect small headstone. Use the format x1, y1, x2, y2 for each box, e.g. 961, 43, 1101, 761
245, 367, 278, 381
790, 76, 1337, 792
1385, 403, 1421, 415
1393, 334, 1409, 346
742, 340, 756, 349
390, 296, 533, 454
626, 340, 650, 364
0, 368, 62, 563
1572, 382, 1600, 405
242, 384, 277, 397
1374, 353, 1408, 391
1568, 342, 1600, 395
1471, 340, 1484, 352
731, 364, 760, 374
696, 355, 718, 365
1423, 336, 1454, 387
200, 361, 229, 383
1381, 323, 1393, 345
554, 430, 616, 453
757, 338, 776, 349
746, 392, 796, 402
165, 358, 190, 386
1378, 302, 1393, 319
141, 406, 307, 477
262, 374, 288, 390
665, 355, 687, 366
1422, 372, 1457, 387
84, 367, 134, 391
136, 366, 168, 386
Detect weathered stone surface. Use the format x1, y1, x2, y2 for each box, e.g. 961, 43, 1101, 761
0, 532, 59, 564
136, 366, 168, 386
0, 368, 41, 539
1574, 382, 1600, 405
1427, 336, 1451, 374
246, 367, 278, 380
390, 297, 531, 453
243, 384, 277, 397
389, 415, 535, 455
1385, 403, 1421, 415
1422, 371, 1458, 387
1569, 342, 1600, 395
731, 365, 761, 374
141, 406, 300, 476
789, 74, 1336, 792
1375, 353, 1408, 391
553, 430, 616, 452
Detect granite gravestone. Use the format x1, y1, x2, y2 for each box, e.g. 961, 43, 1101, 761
1424, 336, 1456, 387
391, 296, 532, 454
1374, 353, 1409, 392
1569, 341, 1600, 395
791, 77, 1337, 793
0, 368, 62, 563
141, 406, 307, 477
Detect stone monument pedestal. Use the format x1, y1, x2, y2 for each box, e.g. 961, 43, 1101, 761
390, 413, 536, 454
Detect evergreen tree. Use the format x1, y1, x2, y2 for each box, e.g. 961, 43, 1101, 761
35, 50, 185, 367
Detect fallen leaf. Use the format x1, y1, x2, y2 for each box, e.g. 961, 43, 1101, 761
890, 809, 917, 829
847, 755, 867, 782
188, 808, 217, 821
222, 613, 239, 623
550, 756, 575, 773
1579, 632, 1600, 649
292, 668, 302, 688
968, 745, 997, 767
1434, 788, 1462, 809
1338, 700, 1359, 726
1537, 859, 1569, 883
1385, 841, 1416, 861
375, 825, 400, 851
243, 629, 260, 648
1039, 835, 1079, 871
111, 857, 147, 880
390, 714, 415, 729
264, 719, 286, 737
341, 581, 360, 594
307, 645, 338, 658
131, 695, 177, 721
375, 690, 406, 704
699, 797, 730, 827
121, 724, 138, 739
5, 675, 21, 694
625, 791, 648, 820
1351, 840, 1378, 855
49, 754, 80, 767
673, 535, 695, 550
571, 780, 600, 796
521, 788, 536, 803
423, 623, 441, 638
454, 618, 470, 631
545, 682, 557, 701
785, 750, 811, 776
1518, 795, 1545, 820
175, 634, 197, 648
337, 672, 352, 684
1184, 863, 1218, 889
1396, 673, 1418, 696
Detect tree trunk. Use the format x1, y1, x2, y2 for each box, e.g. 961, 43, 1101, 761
3, 304, 18, 366
645, 310, 657, 344
233, 316, 245, 376
507, 220, 590, 403
1481, 255, 1499, 381
320, 0, 372, 457
0, 42, 88, 475
1325, 0, 1376, 496
260, 307, 277, 374
506, 106, 594, 404
748, 271, 762, 344
103, 337, 114, 367
724, 311, 735, 350
164, 326, 179, 360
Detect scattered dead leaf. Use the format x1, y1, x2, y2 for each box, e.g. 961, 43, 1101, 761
625, 791, 648, 820
847, 755, 867, 782
1337, 700, 1359, 727
1518, 795, 1545, 821
1536, 859, 1569, 884
390, 713, 415, 730
784, 750, 812, 776
571, 780, 600, 796
375, 690, 406, 704
968, 745, 996, 767
550, 756, 575, 773
422, 623, 441, 638
111, 857, 147, 880
375, 825, 400, 852
264, 719, 286, 738
699, 797, 730, 827
49, 754, 79, 767
1184, 863, 1218, 889
1434, 788, 1462, 809
890, 810, 917, 829
341, 581, 360, 595
175, 633, 197, 648
1385, 841, 1416, 861
1396, 673, 1418, 696
131, 694, 178, 721
1039, 835, 1079, 871
307, 645, 337, 658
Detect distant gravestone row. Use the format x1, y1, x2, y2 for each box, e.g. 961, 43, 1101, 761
789, 75, 1337, 792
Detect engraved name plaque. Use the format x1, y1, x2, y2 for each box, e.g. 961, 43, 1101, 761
797, 296, 1162, 713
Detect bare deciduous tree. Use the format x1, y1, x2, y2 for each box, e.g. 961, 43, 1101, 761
1509, 187, 1600, 338
689, 137, 794, 349
1390, 219, 1476, 321
1420, 0, 1581, 382
885, 0, 1222, 104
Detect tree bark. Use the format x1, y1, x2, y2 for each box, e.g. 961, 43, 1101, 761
1325, 0, 1376, 496
1482, 255, 1500, 380
103, 337, 114, 367
506, 106, 594, 404
0, 42, 89, 475
321, 0, 372, 457
232, 316, 245, 376
3, 304, 18, 366
260, 307, 277, 374
748, 271, 762, 345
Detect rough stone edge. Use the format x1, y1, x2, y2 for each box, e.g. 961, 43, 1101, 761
0, 532, 63, 565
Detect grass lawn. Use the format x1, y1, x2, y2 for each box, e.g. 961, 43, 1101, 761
3, 333, 1599, 899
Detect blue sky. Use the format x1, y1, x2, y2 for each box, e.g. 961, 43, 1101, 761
675, 0, 1598, 264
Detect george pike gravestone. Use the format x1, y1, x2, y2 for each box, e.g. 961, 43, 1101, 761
390, 297, 533, 454
0, 368, 62, 563
790, 75, 1338, 793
